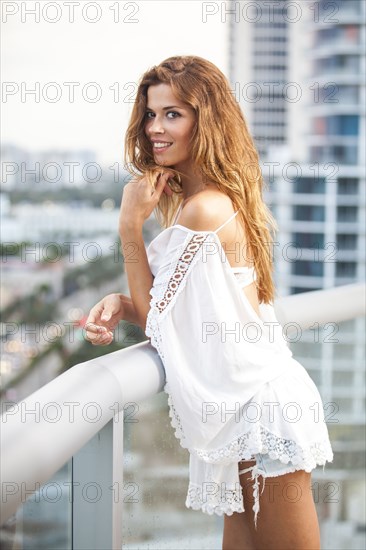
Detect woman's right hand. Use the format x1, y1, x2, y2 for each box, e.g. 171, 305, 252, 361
84, 293, 124, 346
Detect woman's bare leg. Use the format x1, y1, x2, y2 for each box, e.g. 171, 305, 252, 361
222, 460, 256, 550
249, 469, 320, 550
222, 461, 321, 550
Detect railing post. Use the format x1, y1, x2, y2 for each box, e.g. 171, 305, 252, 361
72, 411, 124, 550
113, 410, 124, 550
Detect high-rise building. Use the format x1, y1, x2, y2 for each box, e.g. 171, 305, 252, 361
230, 0, 366, 544
229, 0, 290, 160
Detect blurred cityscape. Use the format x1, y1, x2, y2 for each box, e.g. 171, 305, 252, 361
1, 0, 365, 548
0, 145, 159, 403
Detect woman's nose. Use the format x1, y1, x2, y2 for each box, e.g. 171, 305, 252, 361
149, 116, 165, 133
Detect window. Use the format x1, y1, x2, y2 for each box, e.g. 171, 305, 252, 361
337, 319, 356, 332
253, 121, 286, 127
294, 177, 326, 194
333, 343, 356, 360
256, 22, 287, 29
310, 145, 358, 165
334, 398, 354, 414
254, 36, 287, 42
291, 287, 321, 295
335, 262, 357, 277
338, 178, 358, 194
315, 55, 360, 73
254, 51, 287, 57
306, 369, 322, 386
333, 371, 354, 387
294, 205, 325, 222
339, 0, 362, 15
334, 145, 358, 164
337, 206, 358, 222
313, 117, 326, 135
336, 234, 358, 250
291, 342, 322, 359
253, 65, 287, 71
315, 26, 341, 45
328, 115, 359, 136
320, 85, 359, 104
253, 107, 286, 113
293, 261, 324, 277
293, 232, 325, 248
313, 116, 359, 136
315, 24, 359, 46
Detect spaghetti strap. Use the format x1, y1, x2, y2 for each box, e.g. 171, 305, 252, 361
214, 210, 239, 234
172, 203, 183, 225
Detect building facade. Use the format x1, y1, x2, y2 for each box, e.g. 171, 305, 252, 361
229, 0, 366, 545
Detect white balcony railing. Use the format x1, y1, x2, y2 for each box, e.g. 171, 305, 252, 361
1, 282, 365, 549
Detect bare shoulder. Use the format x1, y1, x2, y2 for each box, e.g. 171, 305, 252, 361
178, 190, 236, 232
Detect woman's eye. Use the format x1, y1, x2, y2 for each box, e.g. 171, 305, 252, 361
145, 111, 180, 119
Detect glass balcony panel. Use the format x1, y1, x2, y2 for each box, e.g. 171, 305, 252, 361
122, 394, 223, 547
0, 462, 72, 550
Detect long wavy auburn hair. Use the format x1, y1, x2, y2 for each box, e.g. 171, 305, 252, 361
124, 55, 279, 305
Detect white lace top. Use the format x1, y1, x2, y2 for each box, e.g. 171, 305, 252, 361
145, 207, 334, 519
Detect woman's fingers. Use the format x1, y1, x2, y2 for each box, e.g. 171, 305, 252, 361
84, 322, 113, 345
85, 322, 109, 335
100, 295, 122, 322
85, 328, 114, 346
84, 306, 112, 343
158, 171, 174, 186
151, 172, 174, 201
90, 331, 114, 346
84, 295, 122, 346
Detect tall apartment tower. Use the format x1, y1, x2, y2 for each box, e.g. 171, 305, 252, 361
228, 0, 290, 160
229, 0, 366, 544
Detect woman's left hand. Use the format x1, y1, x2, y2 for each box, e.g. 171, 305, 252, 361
119, 170, 174, 231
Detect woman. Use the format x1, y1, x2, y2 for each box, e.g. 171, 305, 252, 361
85, 56, 333, 549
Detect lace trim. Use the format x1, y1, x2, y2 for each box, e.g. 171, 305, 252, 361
185, 459, 308, 518
164, 381, 188, 444
145, 232, 211, 359
195, 424, 333, 470
163, 380, 333, 471
185, 446, 332, 520
185, 482, 244, 516
152, 232, 210, 314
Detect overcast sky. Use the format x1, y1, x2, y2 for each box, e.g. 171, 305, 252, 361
2, 0, 229, 166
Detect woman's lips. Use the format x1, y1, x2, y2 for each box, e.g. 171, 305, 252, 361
153, 143, 172, 153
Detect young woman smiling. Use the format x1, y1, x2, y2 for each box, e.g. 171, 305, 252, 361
85, 56, 333, 550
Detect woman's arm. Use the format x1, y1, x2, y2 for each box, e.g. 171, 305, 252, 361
119, 293, 143, 326
118, 170, 173, 333
119, 221, 153, 333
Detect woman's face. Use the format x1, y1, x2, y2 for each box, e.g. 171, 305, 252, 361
144, 83, 196, 169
